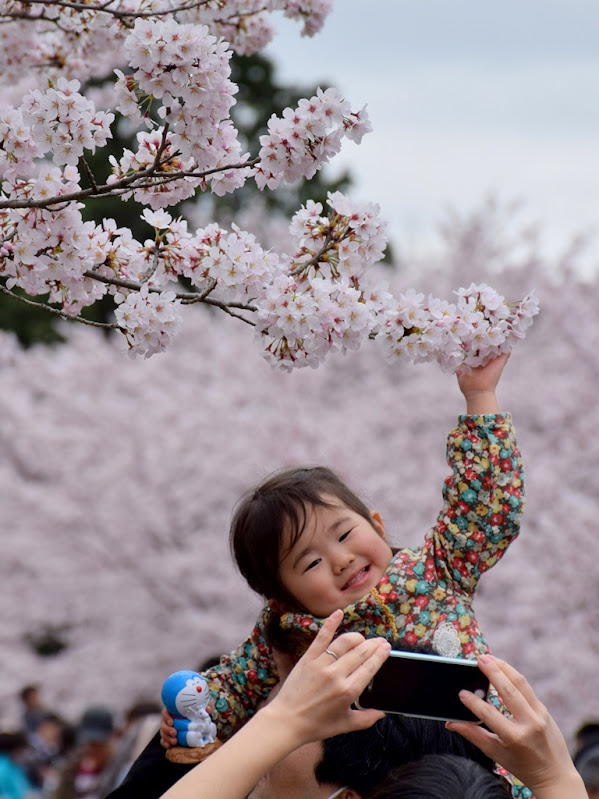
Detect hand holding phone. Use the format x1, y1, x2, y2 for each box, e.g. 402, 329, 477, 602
357, 650, 489, 723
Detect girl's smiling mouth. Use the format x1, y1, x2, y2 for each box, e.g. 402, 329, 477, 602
342, 564, 371, 591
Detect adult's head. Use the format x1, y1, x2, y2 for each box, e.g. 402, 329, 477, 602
574, 721, 599, 757
574, 744, 599, 799
366, 754, 510, 799
247, 712, 497, 799
315, 714, 495, 797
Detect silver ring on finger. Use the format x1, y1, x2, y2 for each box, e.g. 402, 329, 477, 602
325, 648, 340, 661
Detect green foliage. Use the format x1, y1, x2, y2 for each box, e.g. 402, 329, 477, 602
0, 284, 66, 347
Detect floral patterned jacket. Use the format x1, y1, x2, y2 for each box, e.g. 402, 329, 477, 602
204, 413, 531, 796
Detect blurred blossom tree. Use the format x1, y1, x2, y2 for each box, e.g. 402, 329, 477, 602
0, 0, 537, 370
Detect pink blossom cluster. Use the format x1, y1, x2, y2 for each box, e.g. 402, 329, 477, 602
0, 106, 41, 179
379, 283, 540, 373
19, 78, 114, 167
108, 128, 201, 210
289, 192, 387, 279
0, 1, 334, 104
255, 272, 379, 370
115, 19, 249, 198
283, 0, 334, 36
255, 87, 372, 189
114, 284, 182, 357
252, 194, 540, 371
0, 1, 541, 369
132, 208, 279, 305
0, 165, 110, 309
253, 193, 384, 370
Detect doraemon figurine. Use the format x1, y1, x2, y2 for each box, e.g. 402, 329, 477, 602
161, 670, 217, 748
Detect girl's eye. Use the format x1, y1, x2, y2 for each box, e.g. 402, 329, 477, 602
339, 530, 352, 542
305, 559, 321, 571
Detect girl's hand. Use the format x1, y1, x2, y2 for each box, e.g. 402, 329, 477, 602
160, 706, 178, 750
261, 609, 391, 746
446, 655, 586, 799
457, 352, 510, 414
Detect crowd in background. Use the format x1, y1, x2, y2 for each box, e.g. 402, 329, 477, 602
0, 683, 160, 799
1, 679, 599, 799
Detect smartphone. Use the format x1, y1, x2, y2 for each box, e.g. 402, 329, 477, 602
356, 650, 489, 723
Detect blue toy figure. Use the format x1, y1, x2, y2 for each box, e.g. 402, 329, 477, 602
161, 671, 217, 749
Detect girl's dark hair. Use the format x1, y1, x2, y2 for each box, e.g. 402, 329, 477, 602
230, 466, 374, 607
367, 754, 510, 799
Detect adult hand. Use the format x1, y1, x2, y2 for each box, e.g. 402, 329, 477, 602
446, 654, 586, 799
262, 608, 391, 746
159, 611, 391, 799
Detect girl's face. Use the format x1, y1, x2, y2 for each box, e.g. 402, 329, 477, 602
278, 496, 393, 618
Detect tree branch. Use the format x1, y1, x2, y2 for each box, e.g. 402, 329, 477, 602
0, 281, 120, 329
289, 224, 350, 277
0, 157, 257, 210
82, 269, 257, 317
0, 0, 216, 21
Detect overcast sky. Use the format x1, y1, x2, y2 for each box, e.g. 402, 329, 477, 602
266, 0, 599, 264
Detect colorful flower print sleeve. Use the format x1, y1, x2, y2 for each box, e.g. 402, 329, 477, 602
202, 612, 277, 741
431, 413, 524, 595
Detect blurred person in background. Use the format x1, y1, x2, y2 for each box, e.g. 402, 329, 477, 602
24, 712, 74, 796
52, 706, 115, 799
95, 701, 161, 797
19, 687, 46, 742
0, 731, 39, 799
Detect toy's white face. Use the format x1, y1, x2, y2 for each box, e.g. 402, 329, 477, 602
175, 675, 210, 717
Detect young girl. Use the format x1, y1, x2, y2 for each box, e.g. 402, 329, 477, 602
163, 354, 526, 788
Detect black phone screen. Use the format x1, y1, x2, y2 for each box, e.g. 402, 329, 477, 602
357, 652, 489, 723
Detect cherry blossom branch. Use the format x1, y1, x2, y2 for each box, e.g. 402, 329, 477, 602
289, 224, 351, 277
1, 0, 222, 21
79, 156, 99, 194
79, 269, 257, 326
0, 281, 120, 329
0, 157, 257, 210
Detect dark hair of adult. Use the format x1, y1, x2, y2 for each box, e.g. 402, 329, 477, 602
575, 745, 599, 792
366, 754, 511, 799
315, 714, 496, 797
575, 721, 599, 752
230, 465, 374, 607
